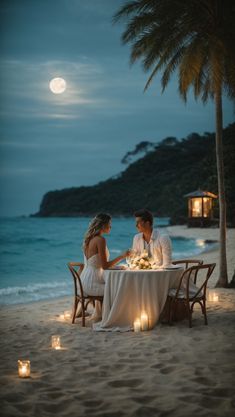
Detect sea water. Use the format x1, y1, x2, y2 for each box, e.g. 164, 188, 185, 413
0, 217, 216, 305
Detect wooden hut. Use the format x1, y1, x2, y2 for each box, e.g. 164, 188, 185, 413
184, 190, 217, 227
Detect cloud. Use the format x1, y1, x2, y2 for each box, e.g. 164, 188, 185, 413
0, 58, 139, 125
0, 0, 234, 216
0, 167, 39, 176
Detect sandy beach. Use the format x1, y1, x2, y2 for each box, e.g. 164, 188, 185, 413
167, 225, 235, 286
0, 226, 235, 417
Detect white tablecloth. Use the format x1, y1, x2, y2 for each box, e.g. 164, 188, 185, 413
93, 268, 183, 332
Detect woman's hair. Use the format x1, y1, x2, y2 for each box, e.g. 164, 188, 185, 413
83, 213, 111, 251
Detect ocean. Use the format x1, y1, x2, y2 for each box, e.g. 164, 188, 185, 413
0, 217, 216, 305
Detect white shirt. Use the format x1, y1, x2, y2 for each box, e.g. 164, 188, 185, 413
132, 229, 172, 267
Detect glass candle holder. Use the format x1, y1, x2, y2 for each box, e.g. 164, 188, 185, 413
18, 360, 30, 378
208, 291, 219, 302
63, 310, 71, 320
140, 312, 149, 331
147, 316, 154, 330
133, 318, 141, 332
213, 294, 219, 302
51, 335, 61, 350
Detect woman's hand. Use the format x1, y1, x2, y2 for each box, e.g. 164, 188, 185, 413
122, 249, 132, 259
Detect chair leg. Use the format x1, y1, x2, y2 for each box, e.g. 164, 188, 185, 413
188, 303, 192, 328
202, 300, 208, 325
72, 298, 79, 324
81, 300, 86, 327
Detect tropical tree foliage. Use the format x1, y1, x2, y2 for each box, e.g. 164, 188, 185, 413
113, 0, 235, 287
36, 124, 235, 230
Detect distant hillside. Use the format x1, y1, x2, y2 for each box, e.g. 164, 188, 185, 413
34, 123, 235, 225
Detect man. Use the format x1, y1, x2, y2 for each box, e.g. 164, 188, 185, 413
132, 209, 172, 267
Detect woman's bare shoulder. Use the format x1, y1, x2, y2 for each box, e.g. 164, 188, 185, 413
94, 235, 106, 246
92, 235, 105, 243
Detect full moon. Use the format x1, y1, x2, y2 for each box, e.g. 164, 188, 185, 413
49, 77, 66, 94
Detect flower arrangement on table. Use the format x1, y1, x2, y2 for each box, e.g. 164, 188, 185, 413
127, 250, 160, 270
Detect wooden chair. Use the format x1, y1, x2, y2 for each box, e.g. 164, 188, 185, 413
68, 262, 103, 326
172, 259, 203, 284
168, 263, 216, 327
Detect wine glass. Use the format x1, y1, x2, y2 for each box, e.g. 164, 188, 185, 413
126, 248, 135, 269
149, 257, 155, 269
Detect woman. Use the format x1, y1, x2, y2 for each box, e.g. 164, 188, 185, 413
80, 213, 130, 320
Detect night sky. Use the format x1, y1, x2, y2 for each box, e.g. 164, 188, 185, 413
0, 0, 234, 216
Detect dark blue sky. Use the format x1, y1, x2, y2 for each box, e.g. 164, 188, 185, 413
0, 0, 234, 216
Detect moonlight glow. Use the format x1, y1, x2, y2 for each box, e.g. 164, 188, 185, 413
49, 77, 66, 94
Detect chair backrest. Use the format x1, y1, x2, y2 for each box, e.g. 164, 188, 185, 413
175, 263, 216, 300
68, 262, 84, 298
172, 259, 203, 283
172, 259, 203, 267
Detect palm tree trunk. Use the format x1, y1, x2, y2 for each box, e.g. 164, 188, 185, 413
228, 270, 235, 288
214, 90, 228, 287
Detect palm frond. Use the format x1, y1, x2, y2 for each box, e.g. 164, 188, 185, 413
113, 0, 158, 24
113, 0, 235, 102
161, 47, 187, 92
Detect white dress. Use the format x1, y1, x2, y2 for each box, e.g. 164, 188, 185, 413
80, 248, 109, 296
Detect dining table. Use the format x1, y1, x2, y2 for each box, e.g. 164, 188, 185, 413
93, 266, 183, 332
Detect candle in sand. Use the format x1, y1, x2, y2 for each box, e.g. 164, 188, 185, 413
63, 311, 71, 320
133, 318, 141, 332
51, 335, 61, 350
18, 360, 30, 378
208, 291, 219, 302
140, 312, 148, 331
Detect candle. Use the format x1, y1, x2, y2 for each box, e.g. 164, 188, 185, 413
148, 316, 154, 330
208, 291, 219, 302
63, 310, 71, 320
18, 360, 30, 378
140, 312, 149, 331
133, 318, 141, 332
51, 335, 61, 350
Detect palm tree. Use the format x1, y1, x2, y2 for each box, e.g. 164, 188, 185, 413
113, 0, 235, 287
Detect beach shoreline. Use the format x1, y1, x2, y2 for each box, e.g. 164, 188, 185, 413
0, 225, 235, 417
2, 224, 234, 309
167, 225, 235, 285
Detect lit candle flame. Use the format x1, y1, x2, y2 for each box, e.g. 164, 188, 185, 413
140, 312, 149, 331
133, 318, 141, 332
51, 335, 61, 350
18, 360, 30, 378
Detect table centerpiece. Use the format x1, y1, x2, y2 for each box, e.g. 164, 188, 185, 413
127, 250, 160, 270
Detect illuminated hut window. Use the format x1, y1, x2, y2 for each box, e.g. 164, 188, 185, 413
190, 198, 202, 217
184, 190, 217, 226
202, 197, 212, 217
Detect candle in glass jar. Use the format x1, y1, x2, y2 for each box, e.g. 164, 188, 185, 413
212, 292, 219, 302
63, 310, 71, 320
140, 312, 148, 331
208, 291, 219, 302
133, 318, 141, 332
51, 335, 61, 350
18, 360, 30, 378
